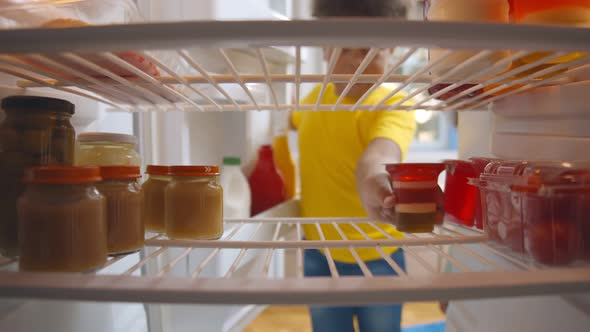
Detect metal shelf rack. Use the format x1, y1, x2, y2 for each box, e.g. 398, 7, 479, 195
0, 20, 589, 112
1, 218, 588, 305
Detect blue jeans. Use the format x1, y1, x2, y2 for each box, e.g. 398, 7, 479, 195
304, 248, 406, 332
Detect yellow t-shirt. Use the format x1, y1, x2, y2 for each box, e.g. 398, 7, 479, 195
292, 83, 416, 263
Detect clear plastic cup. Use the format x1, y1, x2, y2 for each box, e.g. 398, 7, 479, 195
386, 163, 445, 233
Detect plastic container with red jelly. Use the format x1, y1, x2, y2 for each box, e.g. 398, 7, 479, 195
443, 160, 479, 227
511, 162, 590, 265
469, 157, 498, 229
476, 160, 529, 253
386, 163, 445, 233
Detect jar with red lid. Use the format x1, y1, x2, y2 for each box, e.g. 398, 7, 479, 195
96, 166, 144, 255
385, 163, 445, 233
17, 166, 107, 272
142, 165, 170, 233
511, 162, 590, 265
165, 166, 223, 240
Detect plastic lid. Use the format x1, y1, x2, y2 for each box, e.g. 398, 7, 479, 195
146, 165, 170, 176
100, 166, 141, 179
385, 163, 445, 182
443, 159, 476, 175
169, 165, 220, 176
2, 96, 75, 114
512, 161, 590, 194
223, 157, 241, 166
78, 132, 137, 145
23, 166, 101, 184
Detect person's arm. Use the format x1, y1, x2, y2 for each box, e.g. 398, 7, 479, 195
355, 138, 401, 223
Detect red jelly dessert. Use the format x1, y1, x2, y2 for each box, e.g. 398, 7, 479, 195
386, 163, 445, 233
512, 162, 590, 265
444, 160, 478, 226
469, 158, 498, 229
477, 161, 529, 253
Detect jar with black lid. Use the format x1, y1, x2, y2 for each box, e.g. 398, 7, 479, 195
0, 96, 76, 257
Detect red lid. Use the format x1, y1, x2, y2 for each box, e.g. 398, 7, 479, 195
385, 163, 445, 182
146, 165, 170, 176
169, 165, 220, 176
512, 161, 590, 195
23, 166, 102, 184
100, 166, 141, 179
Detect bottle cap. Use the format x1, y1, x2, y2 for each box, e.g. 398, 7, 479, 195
223, 157, 241, 166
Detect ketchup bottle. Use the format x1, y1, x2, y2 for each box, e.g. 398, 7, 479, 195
249, 145, 286, 216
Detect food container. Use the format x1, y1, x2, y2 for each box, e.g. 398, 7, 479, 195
165, 166, 223, 240
96, 166, 143, 255
0, 95, 75, 257
142, 165, 170, 233
443, 160, 479, 226
17, 166, 107, 272
476, 160, 529, 253
511, 162, 590, 265
469, 157, 498, 229
425, 0, 511, 82
511, 0, 588, 65
76, 132, 141, 166
385, 163, 445, 233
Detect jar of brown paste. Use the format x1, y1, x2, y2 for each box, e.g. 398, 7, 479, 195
17, 166, 107, 272
96, 166, 144, 255
165, 165, 223, 240
142, 165, 170, 233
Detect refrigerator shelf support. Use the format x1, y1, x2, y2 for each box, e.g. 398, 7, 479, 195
0, 20, 589, 112
1, 218, 589, 305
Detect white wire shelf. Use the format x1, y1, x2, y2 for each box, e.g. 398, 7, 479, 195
0, 218, 589, 305
0, 20, 589, 112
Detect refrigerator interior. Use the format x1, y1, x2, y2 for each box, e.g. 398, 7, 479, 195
0, 1, 590, 331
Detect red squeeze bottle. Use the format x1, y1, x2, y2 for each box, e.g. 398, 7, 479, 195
249, 145, 287, 216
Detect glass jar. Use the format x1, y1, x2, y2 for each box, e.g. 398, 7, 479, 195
0, 96, 75, 257
76, 132, 141, 166
17, 166, 107, 272
166, 166, 223, 240
142, 165, 170, 233
96, 166, 144, 255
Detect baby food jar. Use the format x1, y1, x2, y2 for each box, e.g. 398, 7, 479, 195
166, 165, 223, 240
142, 165, 170, 233
0, 95, 76, 257
76, 132, 141, 166
17, 166, 107, 272
386, 163, 445, 233
96, 166, 144, 255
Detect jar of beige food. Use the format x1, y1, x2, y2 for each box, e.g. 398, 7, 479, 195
142, 165, 170, 233
76, 132, 141, 166
165, 165, 223, 240
96, 166, 144, 255
17, 166, 107, 272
